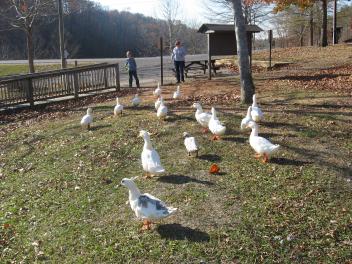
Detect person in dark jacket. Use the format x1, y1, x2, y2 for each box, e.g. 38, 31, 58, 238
125, 51, 140, 88
171, 40, 186, 83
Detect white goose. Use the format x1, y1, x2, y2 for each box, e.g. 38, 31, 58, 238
192, 102, 211, 132
183, 132, 199, 157
156, 98, 168, 119
80, 108, 93, 130
247, 121, 280, 163
113, 97, 123, 116
208, 107, 226, 140
173, 85, 181, 99
121, 177, 177, 230
153, 82, 162, 97
251, 94, 263, 122
131, 94, 141, 107
139, 130, 165, 178
241, 106, 253, 130
155, 96, 162, 111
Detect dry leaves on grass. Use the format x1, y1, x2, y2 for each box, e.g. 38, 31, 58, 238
265, 65, 352, 94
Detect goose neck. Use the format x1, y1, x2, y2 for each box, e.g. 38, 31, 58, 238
143, 136, 153, 150
250, 126, 259, 137
128, 185, 141, 201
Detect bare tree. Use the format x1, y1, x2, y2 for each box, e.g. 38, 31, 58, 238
0, 0, 54, 73
158, 0, 181, 52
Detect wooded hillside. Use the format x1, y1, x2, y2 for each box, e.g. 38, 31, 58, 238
0, 0, 207, 60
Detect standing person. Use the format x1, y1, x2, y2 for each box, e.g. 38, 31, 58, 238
171, 40, 186, 83
125, 51, 140, 88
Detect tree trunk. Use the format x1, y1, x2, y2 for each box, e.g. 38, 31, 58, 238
232, 0, 255, 104
310, 8, 314, 46
26, 27, 35, 73
321, 0, 328, 47
168, 20, 173, 53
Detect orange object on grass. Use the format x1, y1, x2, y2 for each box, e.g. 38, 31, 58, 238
209, 164, 220, 174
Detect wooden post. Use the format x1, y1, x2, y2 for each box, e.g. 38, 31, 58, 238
103, 68, 108, 89
58, 0, 67, 69
207, 33, 212, 80
25, 78, 34, 107
160, 37, 164, 86
333, 0, 337, 44
115, 64, 120, 91
73, 72, 79, 99
75, 60, 78, 67
268, 30, 273, 69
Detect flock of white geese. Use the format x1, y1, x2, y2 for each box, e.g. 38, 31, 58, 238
79, 83, 280, 230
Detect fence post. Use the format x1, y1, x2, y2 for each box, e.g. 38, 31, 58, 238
75, 60, 78, 67
207, 33, 212, 80
268, 30, 273, 70
103, 68, 108, 89
74, 72, 79, 99
160, 37, 164, 86
115, 64, 120, 91
25, 78, 34, 107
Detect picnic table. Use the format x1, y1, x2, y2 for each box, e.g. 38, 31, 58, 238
184, 59, 218, 77
171, 59, 219, 78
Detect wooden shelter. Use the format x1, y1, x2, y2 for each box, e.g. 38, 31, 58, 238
198, 23, 263, 79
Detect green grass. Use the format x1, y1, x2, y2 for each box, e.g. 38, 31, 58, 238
0, 64, 88, 77
1, 86, 351, 263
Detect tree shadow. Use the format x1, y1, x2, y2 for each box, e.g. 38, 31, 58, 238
222, 136, 247, 143
157, 175, 214, 186
270, 157, 312, 166
89, 124, 112, 131
126, 105, 154, 111
198, 154, 221, 162
275, 73, 350, 81
165, 114, 194, 122
156, 224, 210, 242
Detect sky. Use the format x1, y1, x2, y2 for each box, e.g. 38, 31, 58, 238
94, 0, 211, 24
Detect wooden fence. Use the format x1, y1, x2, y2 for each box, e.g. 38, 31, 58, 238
0, 63, 120, 108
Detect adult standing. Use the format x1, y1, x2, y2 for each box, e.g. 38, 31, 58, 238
171, 40, 186, 83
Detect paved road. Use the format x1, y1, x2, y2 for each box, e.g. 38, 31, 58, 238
0, 54, 226, 86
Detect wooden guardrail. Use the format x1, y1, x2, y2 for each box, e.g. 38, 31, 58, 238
0, 63, 120, 108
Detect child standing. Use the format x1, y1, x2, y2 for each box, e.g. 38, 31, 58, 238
125, 51, 140, 88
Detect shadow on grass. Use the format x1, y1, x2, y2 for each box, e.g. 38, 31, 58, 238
222, 136, 247, 143
156, 224, 210, 242
270, 157, 312, 166
158, 175, 214, 186
89, 124, 112, 131
126, 105, 154, 111
198, 154, 221, 162
164, 114, 194, 122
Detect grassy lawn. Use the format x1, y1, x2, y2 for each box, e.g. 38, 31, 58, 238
1, 46, 351, 263
0, 64, 88, 77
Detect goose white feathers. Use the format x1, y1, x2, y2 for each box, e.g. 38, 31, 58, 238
131, 94, 141, 107
247, 121, 280, 163
183, 132, 199, 157
155, 96, 162, 111
139, 130, 165, 178
208, 107, 226, 140
241, 106, 253, 130
80, 108, 93, 129
113, 97, 123, 116
192, 102, 211, 129
156, 98, 168, 119
251, 94, 263, 122
173, 85, 181, 99
153, 82, 162, 97
121, 178, 177, 230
